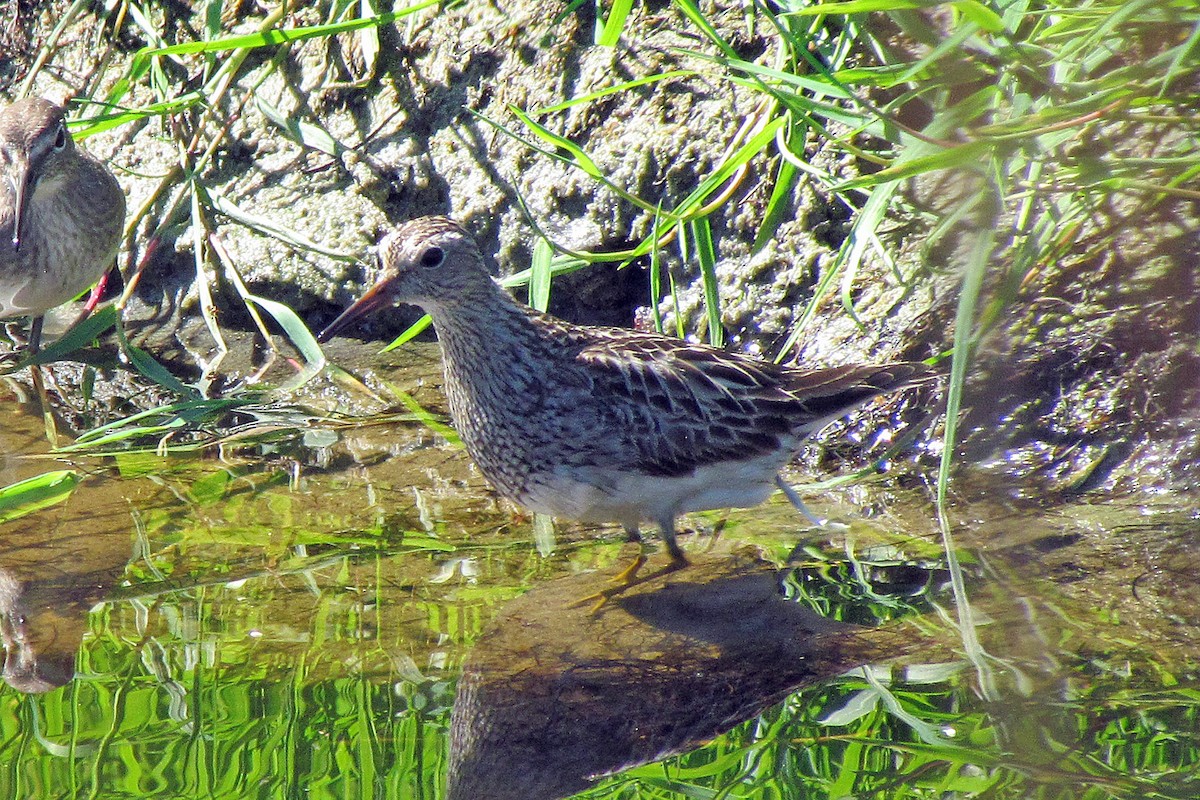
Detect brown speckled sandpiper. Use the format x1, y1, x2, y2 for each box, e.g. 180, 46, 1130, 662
321, 216, 932, 567
0, 98, 125, 354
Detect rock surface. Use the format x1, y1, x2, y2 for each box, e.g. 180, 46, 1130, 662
2, 2, 1198, 493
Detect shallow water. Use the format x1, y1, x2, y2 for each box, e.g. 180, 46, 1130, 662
1, 347, 1198, 800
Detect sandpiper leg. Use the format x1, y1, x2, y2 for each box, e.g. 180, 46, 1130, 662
572, 519, 691, 612
610, 524, 647, 584
656, 516, 690, 569
25, 316, 60, 444
27, 316, 43, 355
775, 474, 827, 527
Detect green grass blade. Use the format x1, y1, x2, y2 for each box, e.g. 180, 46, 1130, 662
509, 106, 605, 178
245, 294, 328, 385
935, 182, 1001, 691
128, 0, 437, 60
596, 0, 634, 46
116, 325, 197, 398
0, 470, 80, 524
72, 94, 206, 138
203, 188, 357, 260
529, 238, 554, 312
687, 52, 856, 101
955, 1, 1005, 33
381, 315, 433, 353
383, 382, 462, 446
689, 218, 723, 347
672, 116, 786, 220
785, 0, 946, 13
66, 398, 245, 447
16, 305, 119, 368
532, 70, 695, 114
495, 107, 660, 214
772, 175, 899, 362
835, 140, 992, 191
753, 154, 799, 253
672, 0, 738, 59
648, 205, 666, 333
255, 97, 345, 157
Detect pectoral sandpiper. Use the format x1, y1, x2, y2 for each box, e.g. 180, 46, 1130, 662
0, 98, 125, 355
321, 216, 932, 567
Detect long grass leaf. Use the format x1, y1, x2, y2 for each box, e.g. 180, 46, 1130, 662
245, 295, 328, 385
474, 108, 662, 215
191, 185, 229, 378
834, 140, 991, 190
936, 180, 1001, 698
381, 315, 433, 352
256, 97, 345, 157
954, 1, 1004, 33
16, 305, 119, 368
753, 155, 799, 253
672, 0, 738, 59
68, 398, 245, 446
503, 253, 591, 288
72, 94, 206, 138
383, 382, 462, 445
0, 470, 80, 524
203, 188, 358, 260
128, 0, 437, 60
687, 52, 855, 100
773, 174, 900, 361
116, 325, 197, 398
529, 238, 554, 312
648, 205, 665, 333
785, 0, 945, 13
358, 0, 382, 70
596, 0, 634, 46
672, 115, 786, 220
532, 71, 695, 114
689, 218, 723, 347
509, 106, 604, 178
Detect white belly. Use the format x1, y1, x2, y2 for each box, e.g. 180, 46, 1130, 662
518, 456, 784, 528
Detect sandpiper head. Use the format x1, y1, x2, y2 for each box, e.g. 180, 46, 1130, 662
319, 216, 490, 341
0, 98, 74, 251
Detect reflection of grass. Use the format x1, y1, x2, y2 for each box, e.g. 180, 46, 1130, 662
17, 637, 1195, 800
0, 470, 79, 523
782, 542, 956, 625
594, 657, 1198, 800
22, 667, 454, 799
3, 471, 1198, 799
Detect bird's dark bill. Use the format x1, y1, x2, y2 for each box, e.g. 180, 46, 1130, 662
317, 280, 392, 342
8, 158, 32, 250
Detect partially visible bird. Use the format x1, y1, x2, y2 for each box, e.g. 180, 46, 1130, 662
321, 216, 933, 568
0, 97, 125, 355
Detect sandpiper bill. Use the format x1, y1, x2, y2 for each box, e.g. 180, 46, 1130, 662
320, 216, 932, 569
0, 97, 125, 355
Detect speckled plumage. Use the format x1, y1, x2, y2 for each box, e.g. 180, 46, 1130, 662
321, 216, 933, 563
0, 98, 125, 331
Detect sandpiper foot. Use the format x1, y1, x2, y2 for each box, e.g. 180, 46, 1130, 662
571, 553, 688, 613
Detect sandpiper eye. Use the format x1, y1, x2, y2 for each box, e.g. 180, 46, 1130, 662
53, 124, 67, 150
419, 246, 444, 269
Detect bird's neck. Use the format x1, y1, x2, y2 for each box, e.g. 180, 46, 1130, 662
425, 280, 556, 411
427, 280, 546, 365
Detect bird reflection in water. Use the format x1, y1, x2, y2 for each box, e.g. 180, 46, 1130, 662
447, 551, 952, 800
0, 569, 97, 693
0, 478, 135, 694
